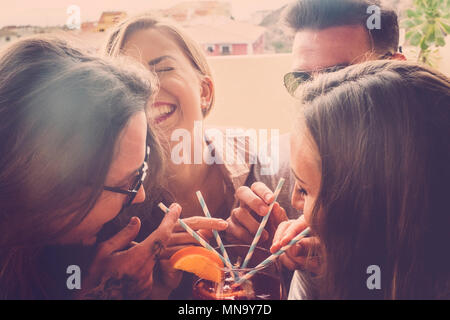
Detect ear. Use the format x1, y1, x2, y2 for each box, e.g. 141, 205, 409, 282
199, 75, 214, 115
200, 75, 214, 103
391, 53, 406, 61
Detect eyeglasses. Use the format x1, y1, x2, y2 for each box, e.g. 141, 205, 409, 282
283, 52, 395, 97
283, 64, 349, 97
103, 144, 150, 209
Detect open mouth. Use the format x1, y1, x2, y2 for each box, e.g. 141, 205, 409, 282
150, 102, 177, 124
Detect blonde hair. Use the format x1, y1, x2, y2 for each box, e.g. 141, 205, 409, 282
103, 14, 215, 117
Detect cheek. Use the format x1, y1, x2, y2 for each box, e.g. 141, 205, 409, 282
63, 194, 123, 244
302, 197, 314, 225
291, 191, 305, 211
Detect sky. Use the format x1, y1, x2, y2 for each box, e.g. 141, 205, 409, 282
0, 0, 293, 28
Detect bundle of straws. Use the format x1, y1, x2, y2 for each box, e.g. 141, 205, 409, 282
158, 178, 311, 286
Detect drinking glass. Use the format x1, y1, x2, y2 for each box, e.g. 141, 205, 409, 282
191, 245, 286, 300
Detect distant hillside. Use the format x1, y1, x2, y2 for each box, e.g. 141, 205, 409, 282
258, 5, 292, 54
259, 5, 287, 27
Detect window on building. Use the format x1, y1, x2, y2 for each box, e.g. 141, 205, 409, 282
206, 45, 214, 53
221, 45, 231, 55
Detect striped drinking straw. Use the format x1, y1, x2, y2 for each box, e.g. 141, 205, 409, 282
241, 178, 285, 269
195, 191, 238, 280
158, 203, 230, 269
235, 227, 311, 286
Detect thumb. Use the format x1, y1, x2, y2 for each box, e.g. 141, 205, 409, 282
98, 216, 141, 256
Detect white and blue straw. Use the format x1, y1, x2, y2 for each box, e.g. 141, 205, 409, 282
158, 203, 229, 269
235, 227, 311, 286
195, 191, 238, 280
241, 178, 285, 269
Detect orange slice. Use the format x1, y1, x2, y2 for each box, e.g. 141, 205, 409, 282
169, 246, 224, 283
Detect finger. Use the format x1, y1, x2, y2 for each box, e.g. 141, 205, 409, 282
296, 237, 321, 256
250, 182, 275, 204
167, 232, 201, 246
268, 202, 288, 234
197, 229, 213, 240
173, 216, 228, 232
279, 216, 309, 247
270, 221, 291, 253
279, 253, 297, 271
231, 207, 268, 242
235, 186, 269, 216
136, 203, 181, 256
160, 244, 201, 260
159, 259, 183, 290
98, 217, 141, 256
226, 218, 254, 244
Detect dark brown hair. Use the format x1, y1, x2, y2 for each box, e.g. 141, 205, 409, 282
296, 60, 450, 299
0, 36, 161, 299
284, 0, 399, 55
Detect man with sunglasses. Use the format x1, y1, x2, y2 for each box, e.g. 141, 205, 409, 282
284, 0, 405, 96
225, 0, 406, 299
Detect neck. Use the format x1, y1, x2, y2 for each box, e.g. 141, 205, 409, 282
166, 149, 228, 218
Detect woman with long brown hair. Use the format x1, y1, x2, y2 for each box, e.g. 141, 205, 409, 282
0, 36, 181, 299
271, 60, 450, 299
101, 14, 292, 298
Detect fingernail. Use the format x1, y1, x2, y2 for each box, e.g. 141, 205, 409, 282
259, 205, 269, 215
265, 193, 273, 203
219, 221, 228, 228
129, 217, 138, 225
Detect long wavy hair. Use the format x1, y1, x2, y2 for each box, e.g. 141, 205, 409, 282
295, 60, 450, 299
0, 36, 161, 299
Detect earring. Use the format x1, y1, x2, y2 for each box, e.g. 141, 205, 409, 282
201, 97, 208, 110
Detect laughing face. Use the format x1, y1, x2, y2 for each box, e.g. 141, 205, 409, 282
122, 28, 211, 136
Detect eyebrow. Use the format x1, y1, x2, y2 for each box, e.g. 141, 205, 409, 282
148, 55, 176, 66
291, 168, 307, 185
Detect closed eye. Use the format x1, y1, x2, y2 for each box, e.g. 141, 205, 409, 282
296, 186, 308, 196
155, 67, 174, 73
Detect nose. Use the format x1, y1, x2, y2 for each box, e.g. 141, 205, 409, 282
133, 184, 146, 204
291, 191, 304, 212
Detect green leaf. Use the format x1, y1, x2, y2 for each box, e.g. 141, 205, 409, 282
410, 32, 423, 45
402, 19, 418, 28
414, 17, 425, 25
438, 20, 450, 33
424, 24, 436, 42
436, 36, 446, 46
407, 9, 419, 18
420, 38, 429, 50
405, 30, 415, 40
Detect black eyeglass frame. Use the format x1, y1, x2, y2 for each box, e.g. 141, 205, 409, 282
103, 143, 150, 209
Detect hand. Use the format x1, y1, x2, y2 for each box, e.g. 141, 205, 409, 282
159, 216, 229, 259
225, 182, 288, 245
270, 216, 321, 275
150, 215, 228, 298
77, 203, 181, 299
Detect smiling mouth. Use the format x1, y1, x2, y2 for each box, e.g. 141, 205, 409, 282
149, 103, 177, 124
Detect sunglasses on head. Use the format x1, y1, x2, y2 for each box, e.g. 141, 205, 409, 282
103, 142, 150, 209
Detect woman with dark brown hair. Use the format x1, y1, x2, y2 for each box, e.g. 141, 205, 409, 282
271, 60, 450, 299
0, 36, 181, 299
